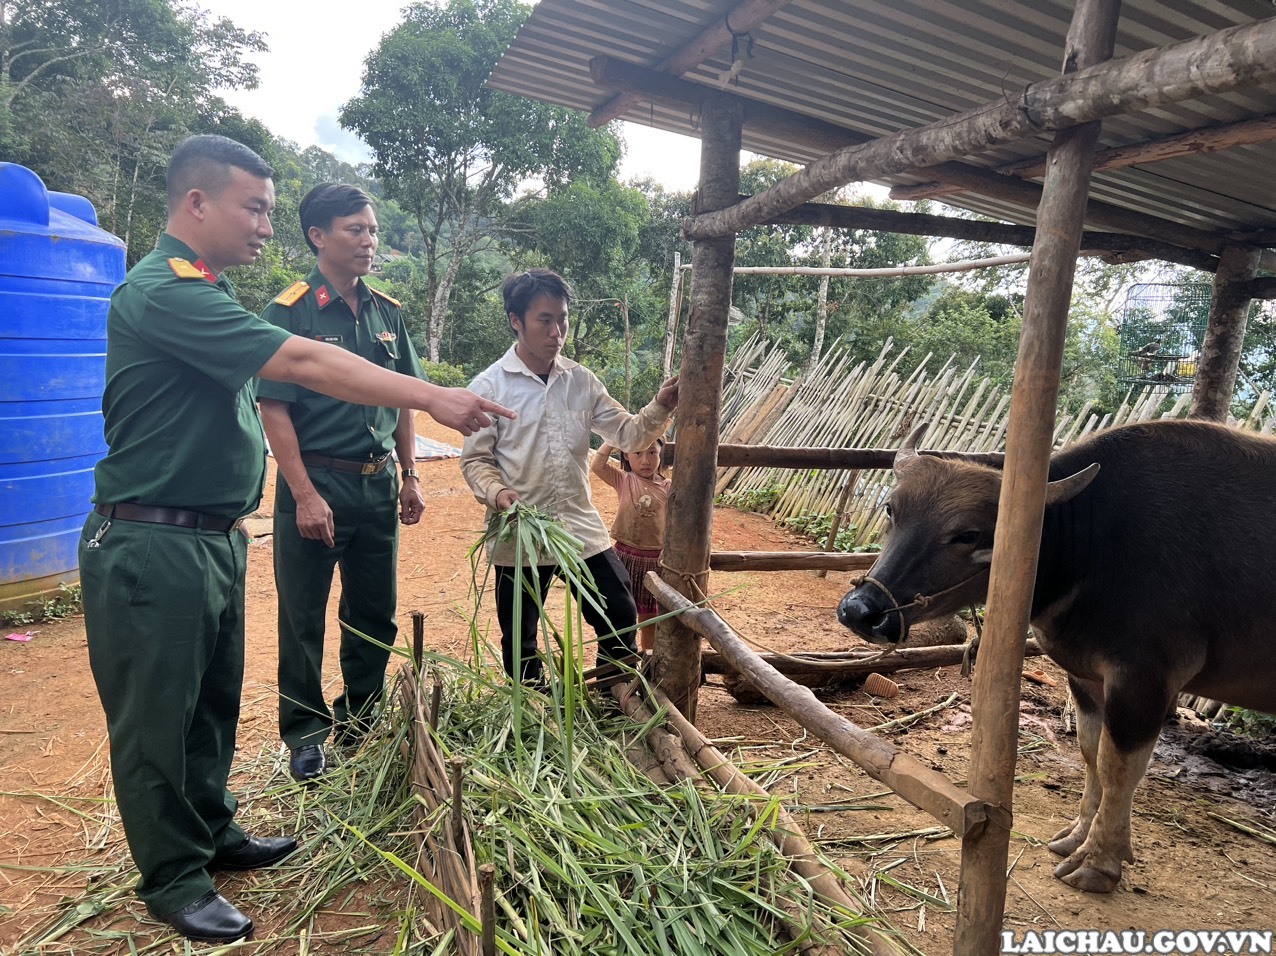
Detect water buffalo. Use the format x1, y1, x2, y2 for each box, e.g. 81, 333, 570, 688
837, 419, 1276, 893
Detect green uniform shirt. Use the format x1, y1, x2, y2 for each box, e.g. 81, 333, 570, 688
257, 266, 426, 458
91, 234, 292, 517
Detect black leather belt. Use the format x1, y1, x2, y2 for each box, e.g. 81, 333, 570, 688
94, 503, 243, 533
300, 452, 392, 475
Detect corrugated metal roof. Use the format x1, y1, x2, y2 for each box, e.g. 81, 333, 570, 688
488, 0, 1276, 244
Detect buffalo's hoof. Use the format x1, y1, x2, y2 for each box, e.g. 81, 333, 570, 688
1055, 859, 1121, 893
1048, 825, 1086, 857
1054, 844, 1123, 892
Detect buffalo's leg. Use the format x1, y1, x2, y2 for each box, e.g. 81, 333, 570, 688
1054, 674, 1173, 893
1049, 675, 1103, 856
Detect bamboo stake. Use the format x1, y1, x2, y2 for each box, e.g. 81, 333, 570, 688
816, 469, 860, 578
479, 864, 496, 956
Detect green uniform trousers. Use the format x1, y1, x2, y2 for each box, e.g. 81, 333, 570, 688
275, 467, 399, 749
79, 512, 249, 916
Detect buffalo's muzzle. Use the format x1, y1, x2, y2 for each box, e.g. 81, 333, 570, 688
837, 582, 905, 644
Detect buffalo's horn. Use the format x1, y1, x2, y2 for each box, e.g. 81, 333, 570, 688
893, 422, 930, 474
1044, 462, 1100, 506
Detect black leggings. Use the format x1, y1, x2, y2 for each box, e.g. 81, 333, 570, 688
494, 548, 638, 681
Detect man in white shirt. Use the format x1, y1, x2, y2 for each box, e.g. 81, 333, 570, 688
461, 269, 679, 681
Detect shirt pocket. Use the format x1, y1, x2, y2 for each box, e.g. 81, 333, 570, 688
376, 338, 400, 366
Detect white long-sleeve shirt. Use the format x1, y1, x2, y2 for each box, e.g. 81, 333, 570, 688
461, 345, 672, 565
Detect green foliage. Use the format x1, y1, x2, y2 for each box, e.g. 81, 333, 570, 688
717, 487, 780, 513
224, 244, 307, 316
339, 0, 621, 361
420, 360, 468, 387
777, 512, 880, 553
508, 179, 647, 287
731, 161, 935, 367
1234, 300, 1276, 415
1, 583, 83, 626
1219, 706, 1276, 739
2, 0, 269, 265
907, 287, 1023, 388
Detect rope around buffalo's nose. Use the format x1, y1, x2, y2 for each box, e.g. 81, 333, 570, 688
851, 570, 988, 671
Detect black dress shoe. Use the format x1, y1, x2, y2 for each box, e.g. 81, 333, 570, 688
151, 890, 252, 943
211, 834, 298, 871
289, 744, 327, 782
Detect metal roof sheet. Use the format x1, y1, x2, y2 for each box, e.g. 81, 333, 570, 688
488, 0, 1276, 243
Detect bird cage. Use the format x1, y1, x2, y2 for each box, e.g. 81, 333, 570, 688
1117, 283, 1212, 393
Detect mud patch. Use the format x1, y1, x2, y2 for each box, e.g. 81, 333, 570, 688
1149, 720, 1276, 820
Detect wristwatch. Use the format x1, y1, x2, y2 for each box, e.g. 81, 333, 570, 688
402, 468, 419, 480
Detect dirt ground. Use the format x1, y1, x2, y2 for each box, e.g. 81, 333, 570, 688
2, 414, 1275, 954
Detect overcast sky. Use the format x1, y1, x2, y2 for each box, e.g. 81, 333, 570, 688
203, 0, 704, 191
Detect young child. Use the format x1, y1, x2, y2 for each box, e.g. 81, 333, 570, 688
590, 438, 670, 652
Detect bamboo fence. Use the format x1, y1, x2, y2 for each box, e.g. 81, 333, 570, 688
716, 336, 1276, 551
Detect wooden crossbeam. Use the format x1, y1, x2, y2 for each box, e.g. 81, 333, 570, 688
765, 201, 1219, 272
591, 54, 1253, 270
587, 0, 791, 128
892, 114, 1276, 202
664, 441, 1005, 470
680, 20, 1276, 251
709, 550, 876, 572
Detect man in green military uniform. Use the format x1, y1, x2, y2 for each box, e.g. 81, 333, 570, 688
80, 136, 513, 945
259, 183, 424, 782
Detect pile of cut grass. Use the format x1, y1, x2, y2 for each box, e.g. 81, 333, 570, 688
8, 505, 879, 953
416, 654, 877, 954
7, 657, 876, 954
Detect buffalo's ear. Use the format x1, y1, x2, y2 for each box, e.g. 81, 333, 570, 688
1044, 462, 1100, 506
893, 422, 930, 476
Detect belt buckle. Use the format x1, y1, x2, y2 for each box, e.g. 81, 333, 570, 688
361, 460, 379, 475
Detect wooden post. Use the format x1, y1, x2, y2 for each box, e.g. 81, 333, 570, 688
954, 2, 1120, 953
1190, 243, 1262, 421
654, 92, 741, 720
412, 610, 425, 670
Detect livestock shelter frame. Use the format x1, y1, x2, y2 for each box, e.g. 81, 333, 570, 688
488, 3, 1276, 952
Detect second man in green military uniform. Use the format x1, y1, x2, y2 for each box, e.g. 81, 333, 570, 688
259, 183, 424, 782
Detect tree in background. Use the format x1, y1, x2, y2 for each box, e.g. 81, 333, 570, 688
340, 0, 621, 362
2, 0, 267, 263
731, 159, 933, 369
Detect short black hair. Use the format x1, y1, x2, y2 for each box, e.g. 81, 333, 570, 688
620, 436, 666, 477
166, 135, 273, 211
299, 182, 375, 255
502, 269, 573, 328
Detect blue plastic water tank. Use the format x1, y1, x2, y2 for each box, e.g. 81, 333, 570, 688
0, 163, 125, 613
